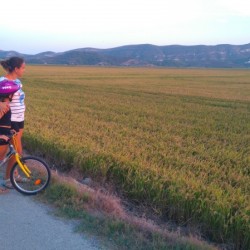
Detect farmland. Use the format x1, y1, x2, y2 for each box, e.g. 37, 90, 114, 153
5, 66, 250, 248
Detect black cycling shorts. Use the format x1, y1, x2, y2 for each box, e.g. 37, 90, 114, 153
11, 121, 24, 133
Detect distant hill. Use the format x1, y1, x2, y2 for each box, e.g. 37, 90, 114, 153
1, 43, 250, 68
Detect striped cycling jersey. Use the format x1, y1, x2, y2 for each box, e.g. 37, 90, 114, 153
0, 77, 25, 122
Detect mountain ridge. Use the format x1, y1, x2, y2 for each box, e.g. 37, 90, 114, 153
1, 43, 250, 68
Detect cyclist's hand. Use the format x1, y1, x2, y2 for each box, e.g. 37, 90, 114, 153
0, 102, 10, 118
10, 129, 17, 136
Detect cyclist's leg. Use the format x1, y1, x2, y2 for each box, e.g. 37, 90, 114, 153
14, 128, 24, 155
5, 128, 23, 180
0, 144, 8, 190
0, 141, 9, 185
0, 144, 8, 160
5, 143, 15, 180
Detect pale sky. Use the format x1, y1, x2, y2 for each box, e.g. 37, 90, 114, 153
1, 0, 250, 54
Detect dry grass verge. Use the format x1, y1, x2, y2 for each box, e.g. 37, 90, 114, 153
36, 168, 220, 250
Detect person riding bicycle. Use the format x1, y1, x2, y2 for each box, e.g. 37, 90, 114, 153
0, 57, 26, 190
0, 80, 20, 193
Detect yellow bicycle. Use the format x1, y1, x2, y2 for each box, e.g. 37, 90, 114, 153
1, 133, 51, 195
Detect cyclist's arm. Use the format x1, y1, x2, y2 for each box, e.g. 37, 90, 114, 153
0, 102, 10, 118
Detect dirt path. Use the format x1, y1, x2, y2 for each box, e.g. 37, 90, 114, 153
0, 181, 105, 250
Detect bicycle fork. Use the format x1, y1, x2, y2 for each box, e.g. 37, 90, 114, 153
15, 153, 31, 178
11, 136, 32, 178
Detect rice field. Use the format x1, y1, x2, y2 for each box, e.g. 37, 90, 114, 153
4, 65, 249, 248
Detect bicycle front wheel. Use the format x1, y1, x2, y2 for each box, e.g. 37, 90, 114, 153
10, 156, 51, 195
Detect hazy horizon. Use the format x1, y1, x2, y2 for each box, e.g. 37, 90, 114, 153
2, 42, 250, 56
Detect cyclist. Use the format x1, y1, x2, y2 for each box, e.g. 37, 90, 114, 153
0, 80, 20, 193
0, 57, 26, 189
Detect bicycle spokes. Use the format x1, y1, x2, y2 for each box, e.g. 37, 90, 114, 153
10, 156, 50, 195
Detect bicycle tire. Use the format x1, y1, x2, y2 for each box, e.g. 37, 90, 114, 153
10, 156, 51, 195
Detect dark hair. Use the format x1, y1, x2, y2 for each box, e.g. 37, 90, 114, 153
0, 57, 24, 73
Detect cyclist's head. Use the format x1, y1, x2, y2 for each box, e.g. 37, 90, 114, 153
0, 57, 25, 73
0, 79, 20, 101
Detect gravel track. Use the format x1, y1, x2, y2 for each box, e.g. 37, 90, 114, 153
0, 177, 105, 250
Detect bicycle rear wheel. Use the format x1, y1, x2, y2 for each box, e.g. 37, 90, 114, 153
10, 156, 51, 195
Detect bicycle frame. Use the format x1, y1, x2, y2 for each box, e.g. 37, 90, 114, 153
0, 135, 31, 178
